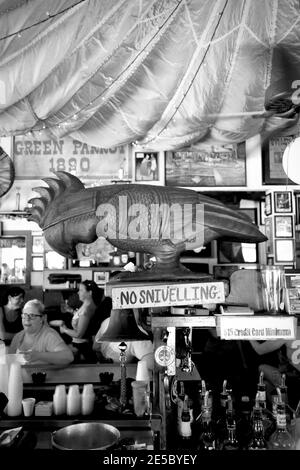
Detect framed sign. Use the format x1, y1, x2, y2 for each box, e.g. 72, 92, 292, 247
274, 191, 293, 213
13, 136, 131, 182
165, 142, 246, 187
274, 215, 294, 238
262, 136, 296, 184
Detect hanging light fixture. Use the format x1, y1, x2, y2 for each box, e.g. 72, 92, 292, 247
282, 137, 300, 184
96, 309, 150, 411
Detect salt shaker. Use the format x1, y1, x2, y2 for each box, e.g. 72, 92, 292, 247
67, 385, 81, 416
53, 384, 67, 415
81, 384, 95, 416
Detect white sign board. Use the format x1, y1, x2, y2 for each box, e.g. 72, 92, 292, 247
13, 136, 131, 181
111, 281, 225, 309
218, 315, 297, 340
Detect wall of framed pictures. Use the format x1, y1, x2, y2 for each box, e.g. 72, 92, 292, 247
263, 190, 296, 266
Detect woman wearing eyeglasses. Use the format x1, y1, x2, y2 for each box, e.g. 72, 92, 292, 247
59, 280, 102, 362
9, 299, 74, 365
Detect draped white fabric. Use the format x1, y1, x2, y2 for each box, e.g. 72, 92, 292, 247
0, 0, 300, 150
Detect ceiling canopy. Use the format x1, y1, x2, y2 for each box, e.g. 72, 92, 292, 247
1, 0, 300, 150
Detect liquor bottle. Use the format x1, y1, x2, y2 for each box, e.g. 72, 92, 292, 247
220, 395, 240, 450
178, 394, 192, 448
279, 373, 288, 405
268, 398, 295, 450
216, 380, 230, 448
177, 381, 185, 433
237, 395, 252, 450
197, 391, 216, 451
255, 372, 275, 440
247, 398, 267, 450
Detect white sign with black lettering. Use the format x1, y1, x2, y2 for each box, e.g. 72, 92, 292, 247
111, 281, 225, 309
218, 315, 297, 340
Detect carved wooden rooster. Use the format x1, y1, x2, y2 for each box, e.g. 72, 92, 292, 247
28, 172, 266, 280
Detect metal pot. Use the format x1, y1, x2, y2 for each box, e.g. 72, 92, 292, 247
51, 422, 120, 450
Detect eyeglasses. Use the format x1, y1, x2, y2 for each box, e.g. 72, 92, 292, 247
21, 313, 42, 320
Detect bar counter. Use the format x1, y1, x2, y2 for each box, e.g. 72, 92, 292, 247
0, 363, 162, 450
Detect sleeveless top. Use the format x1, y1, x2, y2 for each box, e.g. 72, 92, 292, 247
1, 306, 23, 333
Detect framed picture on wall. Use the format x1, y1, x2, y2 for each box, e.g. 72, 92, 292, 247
274, 215, 294, 238
32, 256, 44, 271
165, 142, 246, 187
134, 152, 160, 182
275, 239, 294, 263
274, 191, 293, 213
265, 217, 274, 255
265, 193, 272, 216
32, 235, 44, 254
296, 194, 300, 226
262, 136, 295, 184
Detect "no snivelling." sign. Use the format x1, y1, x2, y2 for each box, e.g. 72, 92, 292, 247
111, 281, 225, 309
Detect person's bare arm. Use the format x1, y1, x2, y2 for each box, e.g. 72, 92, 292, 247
249, 339, 286, 355
60, 314, 90, 339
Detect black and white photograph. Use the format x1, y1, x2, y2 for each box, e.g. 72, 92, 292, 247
274, 191, 293, 213
274, 215, 294, 238
135, 152, 159, 181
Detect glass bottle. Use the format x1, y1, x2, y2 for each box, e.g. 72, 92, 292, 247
197, 391, 216, 451
247, 398, 267, 450
279, 373, 288, 405
255, 372, 275, 440
216, 380, 230, 448
268, 400, 295, 450
237, 395, 252, 450
178, 394, 192, 447
220, 395, 240, 450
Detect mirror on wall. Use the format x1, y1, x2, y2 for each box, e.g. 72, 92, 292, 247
0, 230, 32, 286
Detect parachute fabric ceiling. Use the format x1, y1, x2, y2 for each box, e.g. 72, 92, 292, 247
1, 0, 300, 150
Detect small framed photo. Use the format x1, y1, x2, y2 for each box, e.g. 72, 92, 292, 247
93, 271, 109, 285
32, 256, 44, 271
262, 136, 295, 184
134, 152, 159, 182
274, 191, 293, 213
32, 235, 44, 254
274, 215, 294, 238
275, 239, 294, 263
265, 193, 272, 216
265, 217, 274, 254
296, 194, 300, 226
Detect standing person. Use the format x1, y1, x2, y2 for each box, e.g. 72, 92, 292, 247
10, 299, 73, 365
59, 280, 100, 362
93, 308, 153, 371
0, 286, 25, 346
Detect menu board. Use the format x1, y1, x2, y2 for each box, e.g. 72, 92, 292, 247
285, 271, 300, 315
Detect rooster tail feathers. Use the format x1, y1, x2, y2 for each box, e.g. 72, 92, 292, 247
28, 172, 85, 227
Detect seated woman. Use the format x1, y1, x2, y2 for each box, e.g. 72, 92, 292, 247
10, 299, 74, 365
59, 280, 101, 362
0, 286, 25, 346
93, 308, 154, 372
